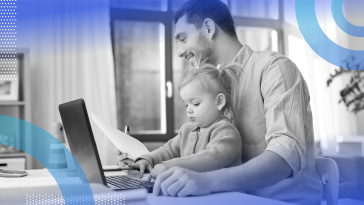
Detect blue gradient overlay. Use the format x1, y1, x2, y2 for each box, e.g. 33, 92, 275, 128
0, 115, 94, 204
296, 0, 364, 70
16, 0, 111, 52
331, 0, 364, 37
8, 0, 364, 203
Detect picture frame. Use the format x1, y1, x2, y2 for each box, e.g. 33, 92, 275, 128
0, 77, 19, 101
0, 132, 19, 153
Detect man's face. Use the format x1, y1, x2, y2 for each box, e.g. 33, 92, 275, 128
180, 81, 220, 128
175, 15, 213, 66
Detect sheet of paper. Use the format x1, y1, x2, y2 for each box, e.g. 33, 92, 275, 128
91, 112, 149, 160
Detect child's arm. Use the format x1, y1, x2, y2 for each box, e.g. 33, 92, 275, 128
134, 124, 187, 167
128, 135, 181, 177
161, 122, 242, 172
136, 136, 181, 166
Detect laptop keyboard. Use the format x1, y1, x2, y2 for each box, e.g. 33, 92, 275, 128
106, 175, 154, 193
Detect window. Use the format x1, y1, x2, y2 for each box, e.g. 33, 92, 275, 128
110, 0, 168, 11
236, 27, 278, 52
111, 0, 284, 141
113, 21, 166, 134
231, 0, 279, 19
171, 0, 228, 11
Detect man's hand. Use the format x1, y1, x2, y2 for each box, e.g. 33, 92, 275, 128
127, 159, 153, 178
148, 164, 167, 181
153, 167, 213, 197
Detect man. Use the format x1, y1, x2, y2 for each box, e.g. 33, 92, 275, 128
118, 0, 323, 204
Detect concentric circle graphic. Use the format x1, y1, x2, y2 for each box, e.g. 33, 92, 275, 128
296, 0, 364, 70
331, 0, 364, 37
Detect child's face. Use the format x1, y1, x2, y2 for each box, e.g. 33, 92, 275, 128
180, 81, 220, 128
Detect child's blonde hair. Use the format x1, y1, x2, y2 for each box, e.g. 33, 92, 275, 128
178, 63, 241, 121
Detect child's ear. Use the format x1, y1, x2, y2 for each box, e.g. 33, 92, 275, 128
216, 93, 226, 111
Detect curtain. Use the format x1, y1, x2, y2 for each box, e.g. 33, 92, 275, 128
18, 0, 118, 167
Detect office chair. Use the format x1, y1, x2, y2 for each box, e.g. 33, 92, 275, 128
316, 157, 339, 205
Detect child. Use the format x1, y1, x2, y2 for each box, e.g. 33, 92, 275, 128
128, 63, 242, 180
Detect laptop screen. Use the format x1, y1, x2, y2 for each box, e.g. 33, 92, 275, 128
59, 99, 106, 185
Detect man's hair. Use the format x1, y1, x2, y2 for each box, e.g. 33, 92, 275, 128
173, 0, 237, 38
179, 63, 241, 121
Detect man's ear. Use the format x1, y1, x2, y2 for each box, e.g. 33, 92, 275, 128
216, 93, 226, 111
203, 18, 216, 39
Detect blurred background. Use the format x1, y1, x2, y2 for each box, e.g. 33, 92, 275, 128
0, 0, 364, 201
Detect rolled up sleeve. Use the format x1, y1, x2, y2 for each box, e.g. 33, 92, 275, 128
262, 56, 307, 176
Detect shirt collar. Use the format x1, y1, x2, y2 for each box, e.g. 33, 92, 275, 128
232, 44, 254, 71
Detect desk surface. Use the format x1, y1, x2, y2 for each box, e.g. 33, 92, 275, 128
0, 169, 295, 205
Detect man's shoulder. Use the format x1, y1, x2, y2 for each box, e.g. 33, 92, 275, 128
251, 50, 289, 64
245, 49, 298, 75
235, 46, 288, 71
234, 44, 293, 70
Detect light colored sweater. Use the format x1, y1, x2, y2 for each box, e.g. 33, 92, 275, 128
137, 120, 242, 172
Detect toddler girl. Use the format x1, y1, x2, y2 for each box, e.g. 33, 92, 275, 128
129, 63, 242, 180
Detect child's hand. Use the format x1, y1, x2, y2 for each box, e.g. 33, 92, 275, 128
128, 159, 152, 178
148, 164, 167, 181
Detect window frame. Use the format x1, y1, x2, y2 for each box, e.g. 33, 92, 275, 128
110, 0, 285, 142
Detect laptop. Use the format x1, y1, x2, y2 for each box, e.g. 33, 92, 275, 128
59, 98, 154, 192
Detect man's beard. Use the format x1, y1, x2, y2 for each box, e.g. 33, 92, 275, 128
191, 33, 213, 67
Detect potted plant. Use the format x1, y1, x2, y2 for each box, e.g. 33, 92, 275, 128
327, 56, 364, 114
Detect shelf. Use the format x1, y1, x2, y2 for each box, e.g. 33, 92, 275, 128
0, 50, 32, 169
0, 152, 27, 158
0, 101, 25, 106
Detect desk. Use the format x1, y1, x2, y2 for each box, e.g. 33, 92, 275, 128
336, 135, 364, 156
0, 169, 295, 205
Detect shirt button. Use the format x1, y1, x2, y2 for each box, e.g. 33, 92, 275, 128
191, 135, 196, 141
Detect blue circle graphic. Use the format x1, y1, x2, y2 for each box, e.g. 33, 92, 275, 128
331, 0, 364, 37
0, 115, 95, 204
296, 0, 364, 70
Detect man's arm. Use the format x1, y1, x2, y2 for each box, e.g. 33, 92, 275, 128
261, 55, 309, 176
153, 151, 292, 196
210, 151, 292, 192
